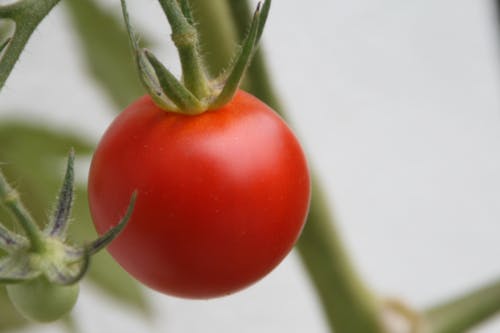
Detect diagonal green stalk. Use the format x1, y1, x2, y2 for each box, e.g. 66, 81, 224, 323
0, 0, 62, 90
296, 180, 385, 332
191, 1, 387, 332
0, 171, 45, 253
424, 278, 500, 333
177, 0, 195, 25
255, 0, 271, 43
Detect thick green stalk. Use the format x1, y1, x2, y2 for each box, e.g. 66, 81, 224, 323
0, 0, 61, 90
424, 279, 500, 333
157, 0, 209, 99
297, 179, 385, 332
187, 0, 237, 76
190, 1, 386, 332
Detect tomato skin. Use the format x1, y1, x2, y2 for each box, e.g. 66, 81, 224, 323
88, 90, 310, 298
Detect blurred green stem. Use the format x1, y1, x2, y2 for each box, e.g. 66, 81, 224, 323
297, 180, 386, 332
0, 0, 61, 90
424, 279, 500, 333
190, 0, 386, 332
187, 0, 237, 76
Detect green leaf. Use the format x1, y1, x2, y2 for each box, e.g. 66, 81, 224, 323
0, 121, 150, 314
64, 0, 145, 110
119, 0, 177, 111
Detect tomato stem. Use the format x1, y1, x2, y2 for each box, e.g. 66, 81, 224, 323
296, 180, 386, 333
157, 0, 210, 100
0, 171, 45, 253
120, 0, 269, 113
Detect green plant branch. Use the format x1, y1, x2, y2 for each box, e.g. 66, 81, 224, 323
157, 0, 210, 99
0, 0, 61, 90
424, 278, 500, 333
296, 180, 386, 332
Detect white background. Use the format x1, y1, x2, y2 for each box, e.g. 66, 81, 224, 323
1, 0, 500, 332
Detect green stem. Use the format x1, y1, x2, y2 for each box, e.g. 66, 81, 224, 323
188, 0, 237, 76
296, 179, 386, 332
424, 278, 500, 333
157, 0, 209, 99
191, 1, 386, 332
0, 0, 61, 90
0, 171, 44, 252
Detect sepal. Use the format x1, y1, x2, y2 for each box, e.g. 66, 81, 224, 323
0, 150, 136, 288
46, 148, 75, 239
143, 50, 203, 113
0, 255, 39, 284
120, 0, 178, 110
44, 247, 90, 286
208, 0, 270, 109
88, 191, 137, 255
0, 224, 27, 253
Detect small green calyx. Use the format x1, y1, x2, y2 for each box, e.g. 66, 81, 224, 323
121, 0, 271, 114
0, 149, 137, 321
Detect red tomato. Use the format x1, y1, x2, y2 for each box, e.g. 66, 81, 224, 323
88, 90, 310, 298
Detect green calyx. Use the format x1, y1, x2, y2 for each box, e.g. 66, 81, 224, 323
121, 0, 271, 115
0, 149, 136, 312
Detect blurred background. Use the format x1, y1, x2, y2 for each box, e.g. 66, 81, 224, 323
1, 0, 500, 332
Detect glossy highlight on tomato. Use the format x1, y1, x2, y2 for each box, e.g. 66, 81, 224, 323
88, 90, 310, 299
